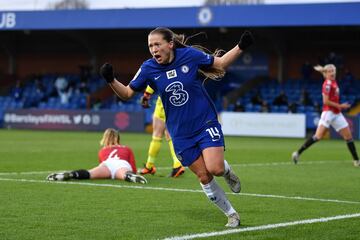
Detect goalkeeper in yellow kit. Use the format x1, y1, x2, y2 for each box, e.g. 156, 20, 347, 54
140, 86, 185, 177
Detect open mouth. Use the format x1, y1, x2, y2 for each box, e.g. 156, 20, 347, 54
154, 54, 161, 62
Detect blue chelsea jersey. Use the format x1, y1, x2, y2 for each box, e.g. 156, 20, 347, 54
130, 47, 217, 139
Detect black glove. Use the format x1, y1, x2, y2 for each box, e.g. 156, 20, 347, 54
140, 92, 151, 109
100, 63, 114, 83
238, 31, 254, 51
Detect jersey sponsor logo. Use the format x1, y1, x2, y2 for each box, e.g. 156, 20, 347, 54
165, 81, 189, 106
154, 75, 161, 80
132, 68, 141, 80
181, 65, 189, 73
325, 84, 330, 93
166, 69, 177, 79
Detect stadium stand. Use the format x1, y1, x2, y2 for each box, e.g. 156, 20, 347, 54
1, 3, 360, 131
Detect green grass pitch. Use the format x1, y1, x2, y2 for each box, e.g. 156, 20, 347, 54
0, 129, 359, 240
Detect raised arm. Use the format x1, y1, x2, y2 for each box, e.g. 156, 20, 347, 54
100, 63, 136, 101
213, 31, 254, 71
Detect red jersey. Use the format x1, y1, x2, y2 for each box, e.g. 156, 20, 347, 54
322, 79, 340, 114
98, 145, 137, 173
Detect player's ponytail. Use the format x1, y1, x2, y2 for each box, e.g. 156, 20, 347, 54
100, 128, 120, 147
314, 64, 336, 78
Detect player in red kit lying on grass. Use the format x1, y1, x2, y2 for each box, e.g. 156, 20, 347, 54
47, 128, 147, 184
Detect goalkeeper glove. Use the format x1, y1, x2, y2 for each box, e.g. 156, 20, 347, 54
238, 31, 254, 51
100, 63, 114, 83
140, 92, 152, 109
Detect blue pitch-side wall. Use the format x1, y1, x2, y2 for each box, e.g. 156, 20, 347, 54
1, 3, 360, 30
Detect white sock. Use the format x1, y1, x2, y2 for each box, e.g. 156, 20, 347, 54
223, 159, 231, 177
200, 178, 236, 216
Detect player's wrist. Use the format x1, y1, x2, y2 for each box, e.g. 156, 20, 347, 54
144, 92, 152, 99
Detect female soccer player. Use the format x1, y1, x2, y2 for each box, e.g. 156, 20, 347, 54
292, 64, 359, 167
47, 128, 147, 184
140, 86, 185, 178
100, 27, 254, 227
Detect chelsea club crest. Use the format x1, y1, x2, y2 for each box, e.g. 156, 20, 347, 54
181, 65, 189, 73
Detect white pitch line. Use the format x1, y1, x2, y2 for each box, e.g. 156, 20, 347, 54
232, 160, 347, 167
162, 213, 360, 240
0, 160, 348, 176
0, 177, 359, 205
0, 170, 68, 176
235, 192, 360, 205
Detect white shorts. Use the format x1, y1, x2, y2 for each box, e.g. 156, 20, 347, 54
318, 111, 348, 132
100, 158, 132, 179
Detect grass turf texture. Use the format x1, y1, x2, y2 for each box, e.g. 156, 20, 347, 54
0, 129, 359, 240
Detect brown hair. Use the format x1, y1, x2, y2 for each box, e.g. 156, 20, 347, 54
100, 128, 120, 147
149, 27, 225, 80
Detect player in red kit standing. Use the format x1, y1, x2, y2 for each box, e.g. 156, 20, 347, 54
47, 128, 147, 184
292, 64, 359, 167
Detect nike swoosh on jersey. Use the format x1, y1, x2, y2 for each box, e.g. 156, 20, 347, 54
154, 75, 161, 80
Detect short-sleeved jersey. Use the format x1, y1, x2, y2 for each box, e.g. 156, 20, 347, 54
322, 79, 340, 114
129, 47, 216, 139
98, 145, 137, 173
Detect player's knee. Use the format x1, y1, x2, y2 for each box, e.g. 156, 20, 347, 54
341, 130, 352, 141
196, 171, 213, 184
206, 164, 224, 177
152, 131, 163, 138
314, 134, 323, 140
210, 168, 224, 177
344, 137, 353, 142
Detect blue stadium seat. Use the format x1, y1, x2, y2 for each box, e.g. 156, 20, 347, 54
245, 103, 253, 112
253, 105, 261, 112
279, 106, 288, 113
297, 106, 305, 113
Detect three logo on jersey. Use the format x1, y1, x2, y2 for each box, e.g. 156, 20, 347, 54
165, 82, 189, 106
154, 65, 190, 107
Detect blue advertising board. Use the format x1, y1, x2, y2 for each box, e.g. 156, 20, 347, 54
3, 109, 145, 132
1, 3, 360, 31
306, 112, 320, 130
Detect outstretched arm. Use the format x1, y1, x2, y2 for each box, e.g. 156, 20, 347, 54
213, 31, 254, 71
109, 80, 136, 101
100, 63, 136, 101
